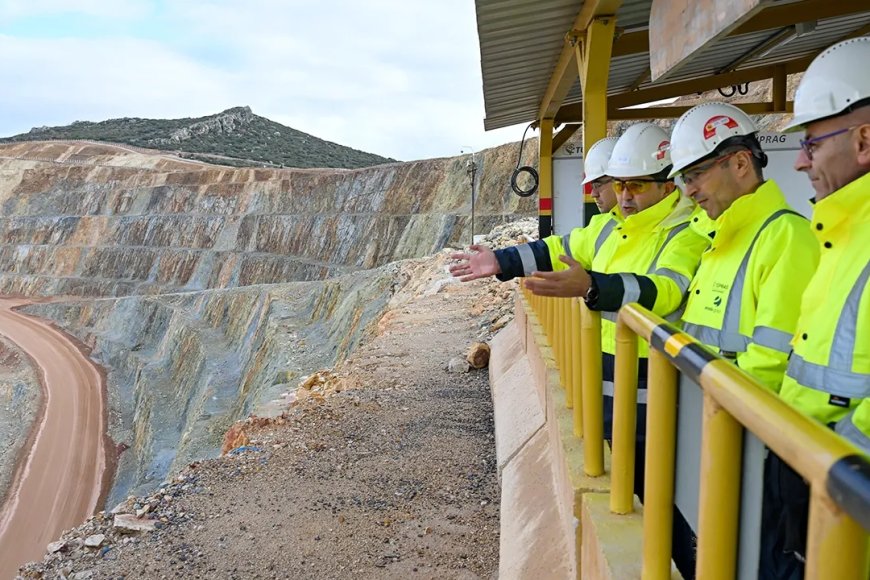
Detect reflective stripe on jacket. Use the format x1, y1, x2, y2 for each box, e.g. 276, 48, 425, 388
681, 180, 819, 392
493, 209, 619, 279
780, 172, 870, 454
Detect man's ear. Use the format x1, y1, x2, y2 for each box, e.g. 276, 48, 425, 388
664, 180, 676, 194
855, 124, 870, 169
734, 149, 754, 177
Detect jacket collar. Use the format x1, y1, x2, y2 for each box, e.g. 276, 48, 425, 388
622, 189, 681, 232
714, 179, 788, 236
812, 171, 870, 235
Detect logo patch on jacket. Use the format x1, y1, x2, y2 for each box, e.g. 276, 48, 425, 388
704, 281, 729, 313
829, 395, 851, 408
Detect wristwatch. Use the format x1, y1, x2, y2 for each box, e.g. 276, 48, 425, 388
583, 277, 599, 305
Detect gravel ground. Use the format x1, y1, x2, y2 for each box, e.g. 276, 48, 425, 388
18, 245, 524, 580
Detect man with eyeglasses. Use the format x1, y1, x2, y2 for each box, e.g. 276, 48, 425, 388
669, 102, 820, 580
767, 37, 870, 579
670, 102, 819, 391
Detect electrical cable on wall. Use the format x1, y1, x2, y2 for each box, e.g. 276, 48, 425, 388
717, 82, 750, 98
510, 122, 539, 197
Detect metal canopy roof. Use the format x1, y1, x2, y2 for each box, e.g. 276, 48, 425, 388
476, 0, 870, 130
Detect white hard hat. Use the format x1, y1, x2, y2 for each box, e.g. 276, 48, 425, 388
784, 37, 870, 132
605, 123, 671, 178
581, 136, 619, 184
668, 102, 758, 176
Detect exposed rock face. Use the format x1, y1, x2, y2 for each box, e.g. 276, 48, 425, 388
0, 336, 41, 495
0, 140, 537, 298
24, 262, 405, 506
154, 106, 255, 145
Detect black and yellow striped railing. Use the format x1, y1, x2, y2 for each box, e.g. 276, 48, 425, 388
520, 282, 870, 580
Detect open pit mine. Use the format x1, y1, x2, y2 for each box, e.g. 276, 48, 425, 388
0, 140, 536, 577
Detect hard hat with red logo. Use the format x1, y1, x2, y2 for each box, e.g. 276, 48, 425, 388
668, 102, 764, 177
581, 136, 619, 185
605, 123, 672, 178
784, 37, 870, 131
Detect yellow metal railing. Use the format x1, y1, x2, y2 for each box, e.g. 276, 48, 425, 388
519, 282, 870, 580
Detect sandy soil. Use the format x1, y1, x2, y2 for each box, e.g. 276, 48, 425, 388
0, 299, 109, 579
17, 253, 518, 580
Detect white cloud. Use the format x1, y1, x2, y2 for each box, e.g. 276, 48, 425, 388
0, 1, 528, 161
0, 0, 151, 21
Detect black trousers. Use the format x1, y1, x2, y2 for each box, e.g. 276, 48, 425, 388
759, 452, 809, 580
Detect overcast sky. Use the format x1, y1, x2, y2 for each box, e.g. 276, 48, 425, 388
0, 0, 528, 161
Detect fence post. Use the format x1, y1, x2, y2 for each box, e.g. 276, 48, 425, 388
564, 300, 575, 408
805, 488, 870, 580
580, 303, 604, 476
611, 316, 638, 513
696, 393, 742, 580
642, 348, 678, 579
570, 299, 583, 437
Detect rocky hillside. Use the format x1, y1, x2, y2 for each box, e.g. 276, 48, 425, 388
0, 107, 395, 169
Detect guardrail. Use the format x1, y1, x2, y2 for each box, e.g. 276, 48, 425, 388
521, 284, 870, 580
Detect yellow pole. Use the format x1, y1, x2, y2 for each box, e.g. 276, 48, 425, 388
558, 300, 568, 392
642, 349, 679, 580
696, 392, 742, 580
580, 302, 604, 476
553, 298, 563, 381
539, 118, 554, 237
570, 298, 583, 436
805, 488, 870, 580
610, 316, 638, 514
545, 297, 554, 345
564, 300, 575, 407
540, 296, 549, 341
577, 17, 615, 153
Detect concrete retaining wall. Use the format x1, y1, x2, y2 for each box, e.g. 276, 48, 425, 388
490, 293, 677, 579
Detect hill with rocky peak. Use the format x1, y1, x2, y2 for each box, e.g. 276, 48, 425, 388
1, 107, 395, 170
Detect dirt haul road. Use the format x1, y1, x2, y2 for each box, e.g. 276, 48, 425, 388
0, 299, 107, 579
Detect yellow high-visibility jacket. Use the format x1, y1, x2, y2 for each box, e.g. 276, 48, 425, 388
588, 192, 709, 358
495, 190, 710, 358
780, 172, 870, 454
681, 180, 819, 392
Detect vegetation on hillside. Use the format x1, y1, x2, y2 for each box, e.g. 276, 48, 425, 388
0, 106, 396, 169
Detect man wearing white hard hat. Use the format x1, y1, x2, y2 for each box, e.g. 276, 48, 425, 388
582, 135, 621, 215
767, 37, 870, 579
671, 102, 819, 391
669, 100, 820, 580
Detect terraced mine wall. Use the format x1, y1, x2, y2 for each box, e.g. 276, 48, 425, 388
0, 141, 537, 298
25, 265, 403, 507
0, 140, 538, 505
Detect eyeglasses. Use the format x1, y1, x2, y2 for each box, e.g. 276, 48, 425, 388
612, 179, 666, 195
591, 177, 612, 189
680, 151, 739, 187
799, 126, 857, 161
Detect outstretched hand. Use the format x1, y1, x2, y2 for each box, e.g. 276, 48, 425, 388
449, 244, 501, 282
525, 255, 592, 297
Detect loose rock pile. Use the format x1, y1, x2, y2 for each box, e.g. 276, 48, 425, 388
18, 472, 203, 579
